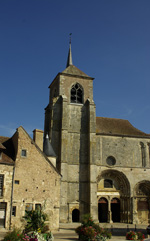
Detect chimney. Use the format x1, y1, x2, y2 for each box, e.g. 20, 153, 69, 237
33, 129, 44, 151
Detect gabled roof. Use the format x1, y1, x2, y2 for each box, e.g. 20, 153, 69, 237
96, 117, 150, 137
0, 136, 15, 164
17, 126, 61, 176
0, 143, 6, 149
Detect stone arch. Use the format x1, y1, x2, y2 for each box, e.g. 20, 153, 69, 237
133, 180, 150, 224
97, 170, 131, 223
97, 169, 131, 196
134, 180, 150, 197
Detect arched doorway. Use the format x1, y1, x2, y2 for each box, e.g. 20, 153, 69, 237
98, 197, 108, 222
111, 198, 120, 222
97, 169, 131, 223
134, 181, 150, 224
72, 209, 80, 222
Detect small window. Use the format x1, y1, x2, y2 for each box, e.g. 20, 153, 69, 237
71, 83, 83, 104
25, 203, 33, 212
21, 149, 27, 157
106, 156, 116, 166
15, 180, 20, 184
0, 152, 2, 160
35, 204, 41, 211
12, 206, 16, 216
104, 179, 113, 188
0, 175, 4, 197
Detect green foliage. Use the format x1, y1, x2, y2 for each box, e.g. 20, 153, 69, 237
81, 213, 95, 227
76, 226, 97, 241
23, 209, 48, 233
93, 224, 112, 239
43, 231, 54, 241
76, 214, 111, 241
96, 234, 108, 241
4, 228, 23, 241
137, 231, 145, 241
126, 230, 145, 241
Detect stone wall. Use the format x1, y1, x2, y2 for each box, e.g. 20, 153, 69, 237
11, 126, 60, 230
96, 135, 150, 168
0, 164, 13, 229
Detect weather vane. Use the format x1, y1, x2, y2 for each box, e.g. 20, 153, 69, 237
69, 33, 72, 44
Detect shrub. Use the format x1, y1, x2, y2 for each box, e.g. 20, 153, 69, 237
126, 230, 137, 240
126, 230, 145, 240
92, 224, 111, 239
23, 209, 48, 233
75, 214, 111, 241
42, 231, 54, 241
4, 228, 23, 241
81, 214, 95, 227
21, 231, 54, 241
26, 231, 45, 241
76, 225, 97, 240
96, 234, 108, 241
101, 229, 112, 239
137, 231, 145, 241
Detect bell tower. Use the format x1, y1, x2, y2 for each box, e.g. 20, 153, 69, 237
44, 41, 98, 222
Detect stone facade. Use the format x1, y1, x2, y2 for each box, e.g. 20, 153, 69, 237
0, 164, 13, 228
1, 44, 150, 228
44, 47, 150, 225
0, 127, 61, 230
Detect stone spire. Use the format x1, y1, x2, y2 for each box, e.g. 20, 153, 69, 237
66, 33, 73, 67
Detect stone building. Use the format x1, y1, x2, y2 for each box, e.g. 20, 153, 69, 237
1, 42, 150, 228
44, 43, 150, 224
0, 126, 61, 230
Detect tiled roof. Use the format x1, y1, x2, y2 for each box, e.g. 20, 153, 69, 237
96, 117, 150, 137
0, 136, 9, 143
0, 143, 6, 149
0, 136, 15, 164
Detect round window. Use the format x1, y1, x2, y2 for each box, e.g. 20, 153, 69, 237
106, 156, 116, 166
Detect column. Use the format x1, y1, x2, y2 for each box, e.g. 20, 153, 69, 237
132, 197, 138, 224
108, 197, 113, 223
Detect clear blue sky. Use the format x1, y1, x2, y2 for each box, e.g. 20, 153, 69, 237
0, 0, 150, 137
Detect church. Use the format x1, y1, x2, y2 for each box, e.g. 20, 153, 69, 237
1, 42, 150, 230
44, 42, 150, 225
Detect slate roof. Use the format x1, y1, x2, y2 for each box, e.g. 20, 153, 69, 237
43, 134, 56, 157
96, 117, 150, 137
0, 136, 15, 164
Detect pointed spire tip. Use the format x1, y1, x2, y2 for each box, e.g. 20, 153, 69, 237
66, 33, 73, 68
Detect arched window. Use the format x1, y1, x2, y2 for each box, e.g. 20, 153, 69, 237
140, 142, 146, 167
70, 83, 83, 104
104, 179, 113, 188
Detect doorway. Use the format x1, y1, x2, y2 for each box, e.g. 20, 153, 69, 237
111, 198, 120, 222
72, 209, 80, 222
0, 202, 6, 227
98, 198, 108, 222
